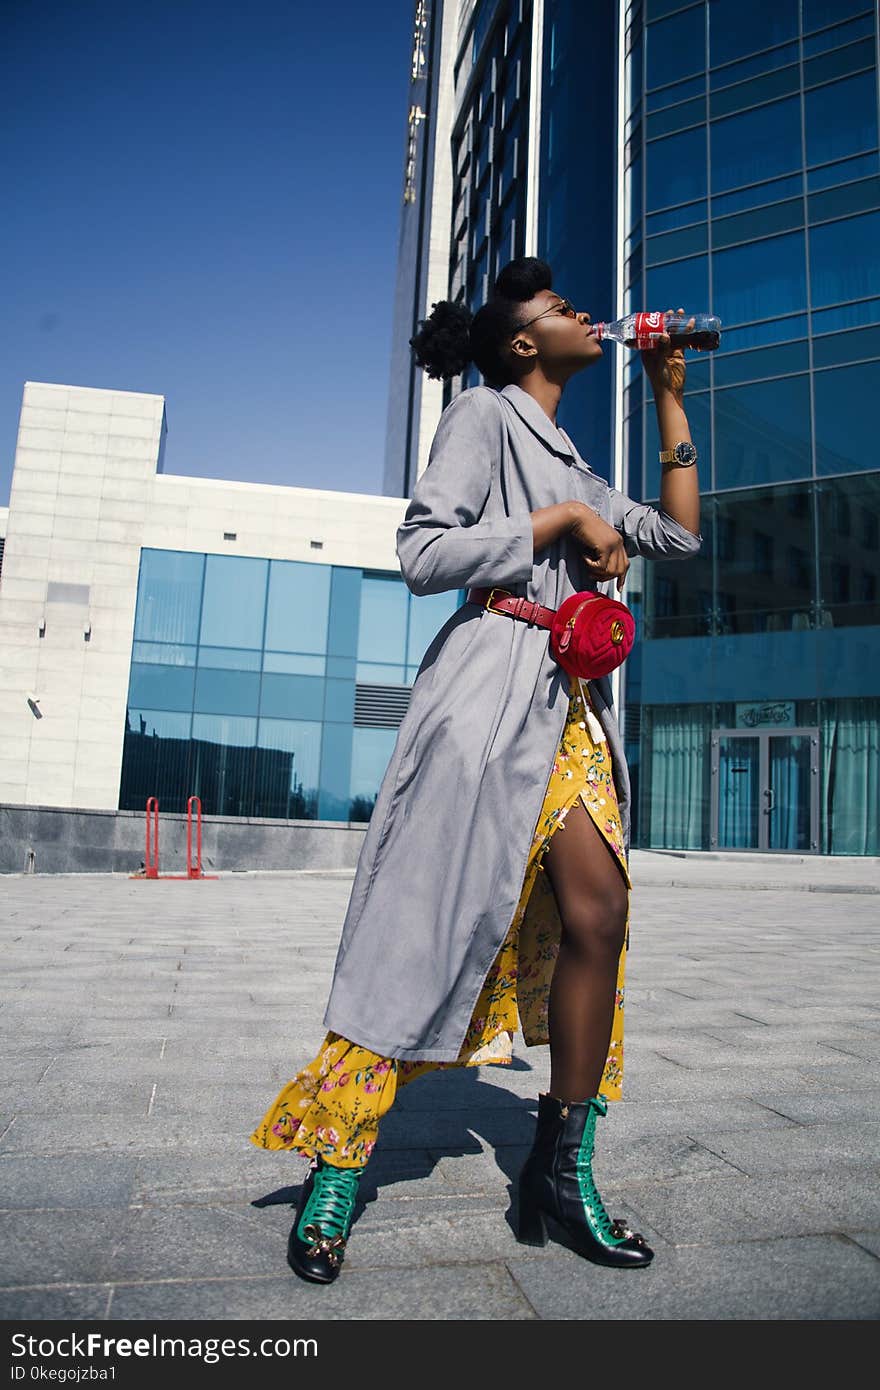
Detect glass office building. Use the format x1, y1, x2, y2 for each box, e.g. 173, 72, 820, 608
415, 0, 879, 853
619, 0, 880, 854
120, 550, 460, 822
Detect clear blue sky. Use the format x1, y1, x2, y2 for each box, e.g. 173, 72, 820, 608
0, 0, 414, 505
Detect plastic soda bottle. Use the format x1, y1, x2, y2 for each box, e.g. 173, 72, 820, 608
593, 311, 721, 350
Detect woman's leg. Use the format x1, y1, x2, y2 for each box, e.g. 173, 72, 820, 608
541, 798, 629, 1102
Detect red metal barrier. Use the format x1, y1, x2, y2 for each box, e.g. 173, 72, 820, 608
187, 796, 204, 878
132, 795, 217, 880
145, 797, 159, 878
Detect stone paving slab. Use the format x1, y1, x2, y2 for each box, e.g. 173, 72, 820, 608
1, 870, 878, 1321
508, 1234, 880, 1320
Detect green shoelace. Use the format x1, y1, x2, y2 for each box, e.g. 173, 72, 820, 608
297, 1161, 364, 1242
575, 1097, 627, 1247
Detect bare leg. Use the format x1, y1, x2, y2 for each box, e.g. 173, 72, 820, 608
541, 798, 629, 1102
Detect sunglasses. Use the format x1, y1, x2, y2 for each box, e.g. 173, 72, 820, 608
514, 298, 578, 335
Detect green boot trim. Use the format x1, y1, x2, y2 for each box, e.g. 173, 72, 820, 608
574, 1095, 627, 1248
297, 1159, 364, 1244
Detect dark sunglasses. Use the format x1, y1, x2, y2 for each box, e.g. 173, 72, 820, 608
514, 298, 578, 335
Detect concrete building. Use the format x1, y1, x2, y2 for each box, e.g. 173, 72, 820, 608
0, 382, 460, 873
387, 0, 880, 855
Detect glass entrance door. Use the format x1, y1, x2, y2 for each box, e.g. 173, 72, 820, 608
711, 728, 819, 852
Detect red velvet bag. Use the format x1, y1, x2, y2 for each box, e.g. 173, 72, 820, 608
549, 590, 636, 680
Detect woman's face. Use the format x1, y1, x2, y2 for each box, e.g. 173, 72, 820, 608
510, 289, 603, 378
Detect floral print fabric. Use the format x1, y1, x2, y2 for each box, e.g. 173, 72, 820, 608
249, 678, 632, 1169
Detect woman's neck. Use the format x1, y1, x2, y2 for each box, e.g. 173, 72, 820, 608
514, 375, 564, 426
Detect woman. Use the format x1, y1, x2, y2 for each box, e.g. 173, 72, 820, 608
251, 257, 703, 1283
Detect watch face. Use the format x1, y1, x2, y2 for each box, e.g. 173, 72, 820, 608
673, 441, 698, 465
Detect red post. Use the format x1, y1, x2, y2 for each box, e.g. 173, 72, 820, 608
145, 797, 159, 878
186, 796, 203, 878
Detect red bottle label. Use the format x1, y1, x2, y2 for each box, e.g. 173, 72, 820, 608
633, 310, 664, 349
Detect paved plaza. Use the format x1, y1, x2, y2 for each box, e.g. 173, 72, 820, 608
1, 851, 879, 1321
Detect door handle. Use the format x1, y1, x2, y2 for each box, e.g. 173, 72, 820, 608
763, 787, 775, 812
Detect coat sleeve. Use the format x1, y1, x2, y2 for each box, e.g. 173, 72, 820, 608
396, 388, 535, 597
607, 487, 703, 560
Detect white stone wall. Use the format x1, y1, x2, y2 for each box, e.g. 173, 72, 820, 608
0, 382, 407, 813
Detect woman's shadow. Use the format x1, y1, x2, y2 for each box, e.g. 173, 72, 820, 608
250, 1056, 540, 1241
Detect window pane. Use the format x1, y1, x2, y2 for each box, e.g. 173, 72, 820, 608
646, 254, 709, 315
646, 6, 706, 89
808, 175, 880, 224
128, 662, 196, 713
809, 210, 880, 307
262, 652, 326, 675
254, 718, 321, 819
804, 0, 873, 33
804, 38, 876, 90
712, 198, 803, 250
133, 550, 204, 644
811, 297, 880, 334
710, 63, 800, 120
713, 340, 809, 386
646, 221, 708, 263
119, 708, 192, 814
646, 126, 707, 210
358, 575, 408, 664
710, 97, 802, 194
196, 646, 261, 671
711, 171, 802, 216
259, 673, 325, 721
719, 313, 809, 352
264, 560, 331, 654
200, 555, 267, 650
350, 727, 399, 822
131, 642, 196, 666
815, 361, 880, 476
803, 12, 875, 58
709, 485, 816, 632
190, 714, 256, 817
817, 473, 880, 626
709, 0, 798, 68
805, 72, 879, 169
407, 591, 463, 667
193, 668, 260, 717
813, 324, 880, 369
807, 152, 880, 193
712, 230, 806, 325
714, 377, 812, 488
356, 662, 409, 685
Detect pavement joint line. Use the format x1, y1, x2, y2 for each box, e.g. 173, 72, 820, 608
840, 1234, 880, 1262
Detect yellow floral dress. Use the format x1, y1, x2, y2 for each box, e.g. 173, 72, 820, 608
250, 676, 632, 1169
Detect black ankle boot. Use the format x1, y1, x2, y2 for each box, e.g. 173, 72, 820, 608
287, 1156, 365, 1284
515, 1092, 653, 1268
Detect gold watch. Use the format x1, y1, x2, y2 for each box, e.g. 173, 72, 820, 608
659, 441, 698, 467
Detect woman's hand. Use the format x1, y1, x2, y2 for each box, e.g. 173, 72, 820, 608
640, 307, 698, 400
568, 503, 629, 593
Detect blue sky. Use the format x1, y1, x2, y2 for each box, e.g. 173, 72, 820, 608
0, 0, 414, 505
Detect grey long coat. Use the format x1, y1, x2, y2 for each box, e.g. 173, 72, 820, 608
323, 383, 702, 1061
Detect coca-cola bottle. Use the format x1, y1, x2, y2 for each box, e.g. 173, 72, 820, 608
594, 311, 721, 350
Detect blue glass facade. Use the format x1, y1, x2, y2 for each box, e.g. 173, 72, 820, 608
441, 0, 880, 851
120, 550, 462, 822
615, 0, 880, 852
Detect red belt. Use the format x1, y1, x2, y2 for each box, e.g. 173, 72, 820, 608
467, 587, 556, 628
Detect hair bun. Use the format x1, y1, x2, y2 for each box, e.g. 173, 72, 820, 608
493, 257, 552, 301
410, 300, 474, 381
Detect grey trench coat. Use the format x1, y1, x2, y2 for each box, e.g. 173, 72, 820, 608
323, 383, 702, 1061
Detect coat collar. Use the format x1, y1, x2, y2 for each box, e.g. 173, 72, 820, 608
498, 383, 587, 467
